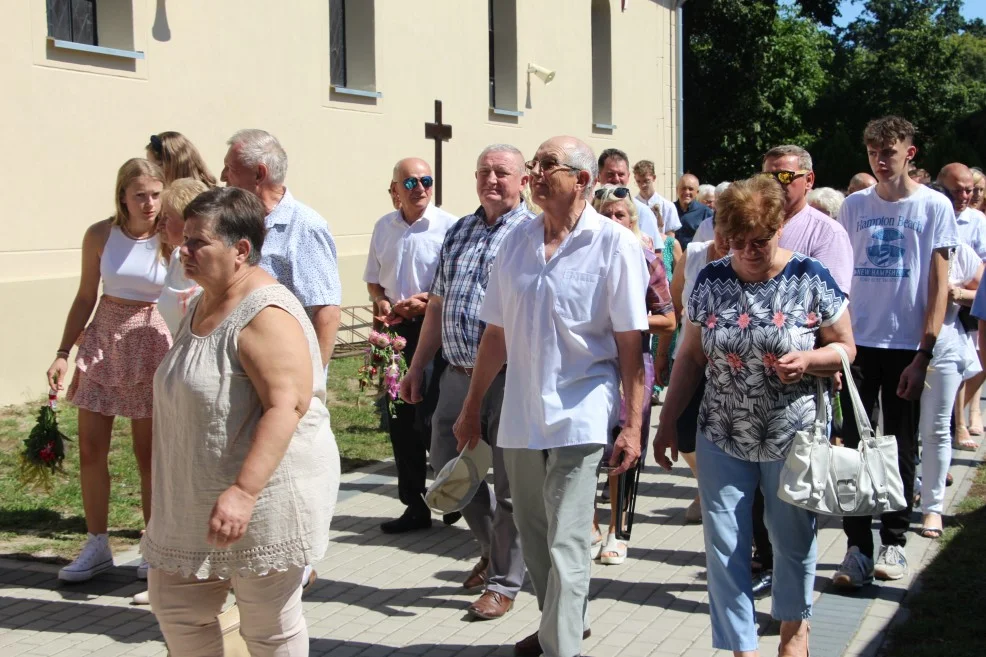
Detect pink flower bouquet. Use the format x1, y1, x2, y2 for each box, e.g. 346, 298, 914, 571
358, 330, 409, 417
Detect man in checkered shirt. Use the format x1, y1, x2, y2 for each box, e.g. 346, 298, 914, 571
400, 144, 533, 621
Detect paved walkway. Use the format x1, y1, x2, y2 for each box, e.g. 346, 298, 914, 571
0, 427, 982, 657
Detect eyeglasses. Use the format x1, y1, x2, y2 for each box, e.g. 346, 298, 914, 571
728, 232, 776, 251
594, 187, 631, 200
148, 134, 163, 156
525, 159, 581, 176
402, 176, 434, 190
763, 170, 809, 185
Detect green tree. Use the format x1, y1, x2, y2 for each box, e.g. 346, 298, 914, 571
682, 1, 836, 182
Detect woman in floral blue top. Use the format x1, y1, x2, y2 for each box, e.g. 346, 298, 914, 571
653, 176, 856, 657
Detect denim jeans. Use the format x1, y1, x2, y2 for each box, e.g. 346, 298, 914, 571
696, 434, 817, 652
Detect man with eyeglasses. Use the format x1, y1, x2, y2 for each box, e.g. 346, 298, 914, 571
937, 163, 986, 259
400, 144, 532, 621
745, 144, 856, 600
364, 157, 458, 534
833, 116, 958, 590
596, 148, 678, 245
454, 136, 648, 657
673, 173, 714, 248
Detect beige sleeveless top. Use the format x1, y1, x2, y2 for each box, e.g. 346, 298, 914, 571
142, 284, 340, 579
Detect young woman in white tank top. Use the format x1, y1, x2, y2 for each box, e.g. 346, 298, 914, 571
46, 159, 172, 584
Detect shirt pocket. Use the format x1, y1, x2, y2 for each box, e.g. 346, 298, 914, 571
554, 271, 601, 323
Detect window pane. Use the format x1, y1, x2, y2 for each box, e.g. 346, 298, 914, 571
71, 0, 97, 45
329, 0, 346, 86
47, 0, 72, 40
488, 0, 495, 107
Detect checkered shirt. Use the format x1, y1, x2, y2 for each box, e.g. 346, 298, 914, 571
430, 203, 534, 367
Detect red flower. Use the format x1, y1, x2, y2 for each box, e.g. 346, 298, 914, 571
39, 441, 56, 463
737, 313, 751, 329
805, 311, 819, 328
726, 353, 743, 371
706, 314, 718, 329
772, 311, 786, 328
763, 352, 779, 374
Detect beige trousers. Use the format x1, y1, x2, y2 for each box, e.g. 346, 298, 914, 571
149, 566, 308, 657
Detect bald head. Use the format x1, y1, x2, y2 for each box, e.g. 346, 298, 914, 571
848, 172, 877, 194
937, 163, 975, 213
677, 174, 700, 207
529, 135, 596, 211
393, 157, 431, 182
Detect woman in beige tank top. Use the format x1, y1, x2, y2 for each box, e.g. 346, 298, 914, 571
141, 187, 340, 656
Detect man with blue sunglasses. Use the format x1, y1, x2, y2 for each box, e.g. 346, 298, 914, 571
364, 157, 459, 533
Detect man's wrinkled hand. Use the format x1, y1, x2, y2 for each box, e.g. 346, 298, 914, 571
609, 426, 641, 476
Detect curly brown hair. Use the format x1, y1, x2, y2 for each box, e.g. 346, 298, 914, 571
863, 116, 917, 147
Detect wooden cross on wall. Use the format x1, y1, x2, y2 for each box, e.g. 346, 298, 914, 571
424, 100, 452, 207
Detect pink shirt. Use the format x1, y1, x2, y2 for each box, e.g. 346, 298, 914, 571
779, 204, 854, 295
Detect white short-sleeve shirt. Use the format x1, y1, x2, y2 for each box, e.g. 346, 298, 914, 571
480, 203, 650, 450
956, 207, 986, 260
638, 192, 683, 234
363, 204, 459, 301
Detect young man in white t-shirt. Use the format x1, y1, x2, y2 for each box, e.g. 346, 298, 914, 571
833, 116, 959, 589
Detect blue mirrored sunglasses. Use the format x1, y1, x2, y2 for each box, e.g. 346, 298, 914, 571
403, 176, 434, 190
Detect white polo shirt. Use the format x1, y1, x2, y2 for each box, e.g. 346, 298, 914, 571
637, 191, 683, 234
480, 203, 649, 450
363, 204, 459, 301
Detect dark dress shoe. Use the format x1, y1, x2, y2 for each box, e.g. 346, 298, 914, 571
514, 628, 591, 656
443, 512, 462, 526
752, 570, 773, 599
467, 590, 513, 620
464, 556, 490, 590
380, 508, 432, 534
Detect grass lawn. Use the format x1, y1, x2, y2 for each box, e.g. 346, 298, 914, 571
0, 354, 391, 562
882, 461, 986, 657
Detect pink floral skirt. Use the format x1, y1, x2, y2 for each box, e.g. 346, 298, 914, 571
67, 298, 172, 419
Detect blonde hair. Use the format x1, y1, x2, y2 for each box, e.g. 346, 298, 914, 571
148, 131, 218, 186
592, 185, 645, 246
715, 175, 785, 241
160, 178, 210, 258
113, 158, 165, 228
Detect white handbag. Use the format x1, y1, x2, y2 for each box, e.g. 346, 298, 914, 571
777, 344, 907, 516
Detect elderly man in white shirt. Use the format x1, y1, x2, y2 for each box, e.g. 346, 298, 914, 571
365, 157, 458, 534
454, 136, 649, 657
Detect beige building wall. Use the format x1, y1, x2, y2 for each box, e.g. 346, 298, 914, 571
0, 0, 680, 405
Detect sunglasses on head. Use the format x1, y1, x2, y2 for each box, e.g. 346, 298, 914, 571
403, 176, 434, 190
763, 170, 809, 185
594, 187, 631, 200
148, 134, 163, 156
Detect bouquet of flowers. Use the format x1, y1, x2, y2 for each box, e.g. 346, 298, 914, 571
20, 389, 71, 490
357, 330, 409, 417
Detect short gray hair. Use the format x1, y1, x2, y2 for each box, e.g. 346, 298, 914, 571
714, 181, 732, 199
763, 145, 813, 172
476, 144, 525, 172
806, 187, 845, 219
227, 129, 288, 186
562, 141, 598, 199
697, 184, 715, 203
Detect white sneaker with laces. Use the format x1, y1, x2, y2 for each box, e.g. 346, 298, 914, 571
58, 533, 113, 582
874, 544, 908, 581
137, 559, 149, 580
832, 546, 874, 589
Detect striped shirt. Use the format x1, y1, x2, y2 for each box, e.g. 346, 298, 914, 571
431, 202, 534, 367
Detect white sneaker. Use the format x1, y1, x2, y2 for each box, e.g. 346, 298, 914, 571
832, 546, 874, 589
58, 533, 113, 582
132, 590, 150, 605
137, 559, 149, 580
874, 544, 908, 581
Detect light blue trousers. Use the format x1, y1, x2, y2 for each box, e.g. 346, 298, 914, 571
696, 434, 817, 652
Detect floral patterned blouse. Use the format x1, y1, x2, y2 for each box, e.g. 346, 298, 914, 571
687, 253, 847, 461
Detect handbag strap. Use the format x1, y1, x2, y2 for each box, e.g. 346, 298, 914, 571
827, 343, 891, 502
827, 344, 874, 442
